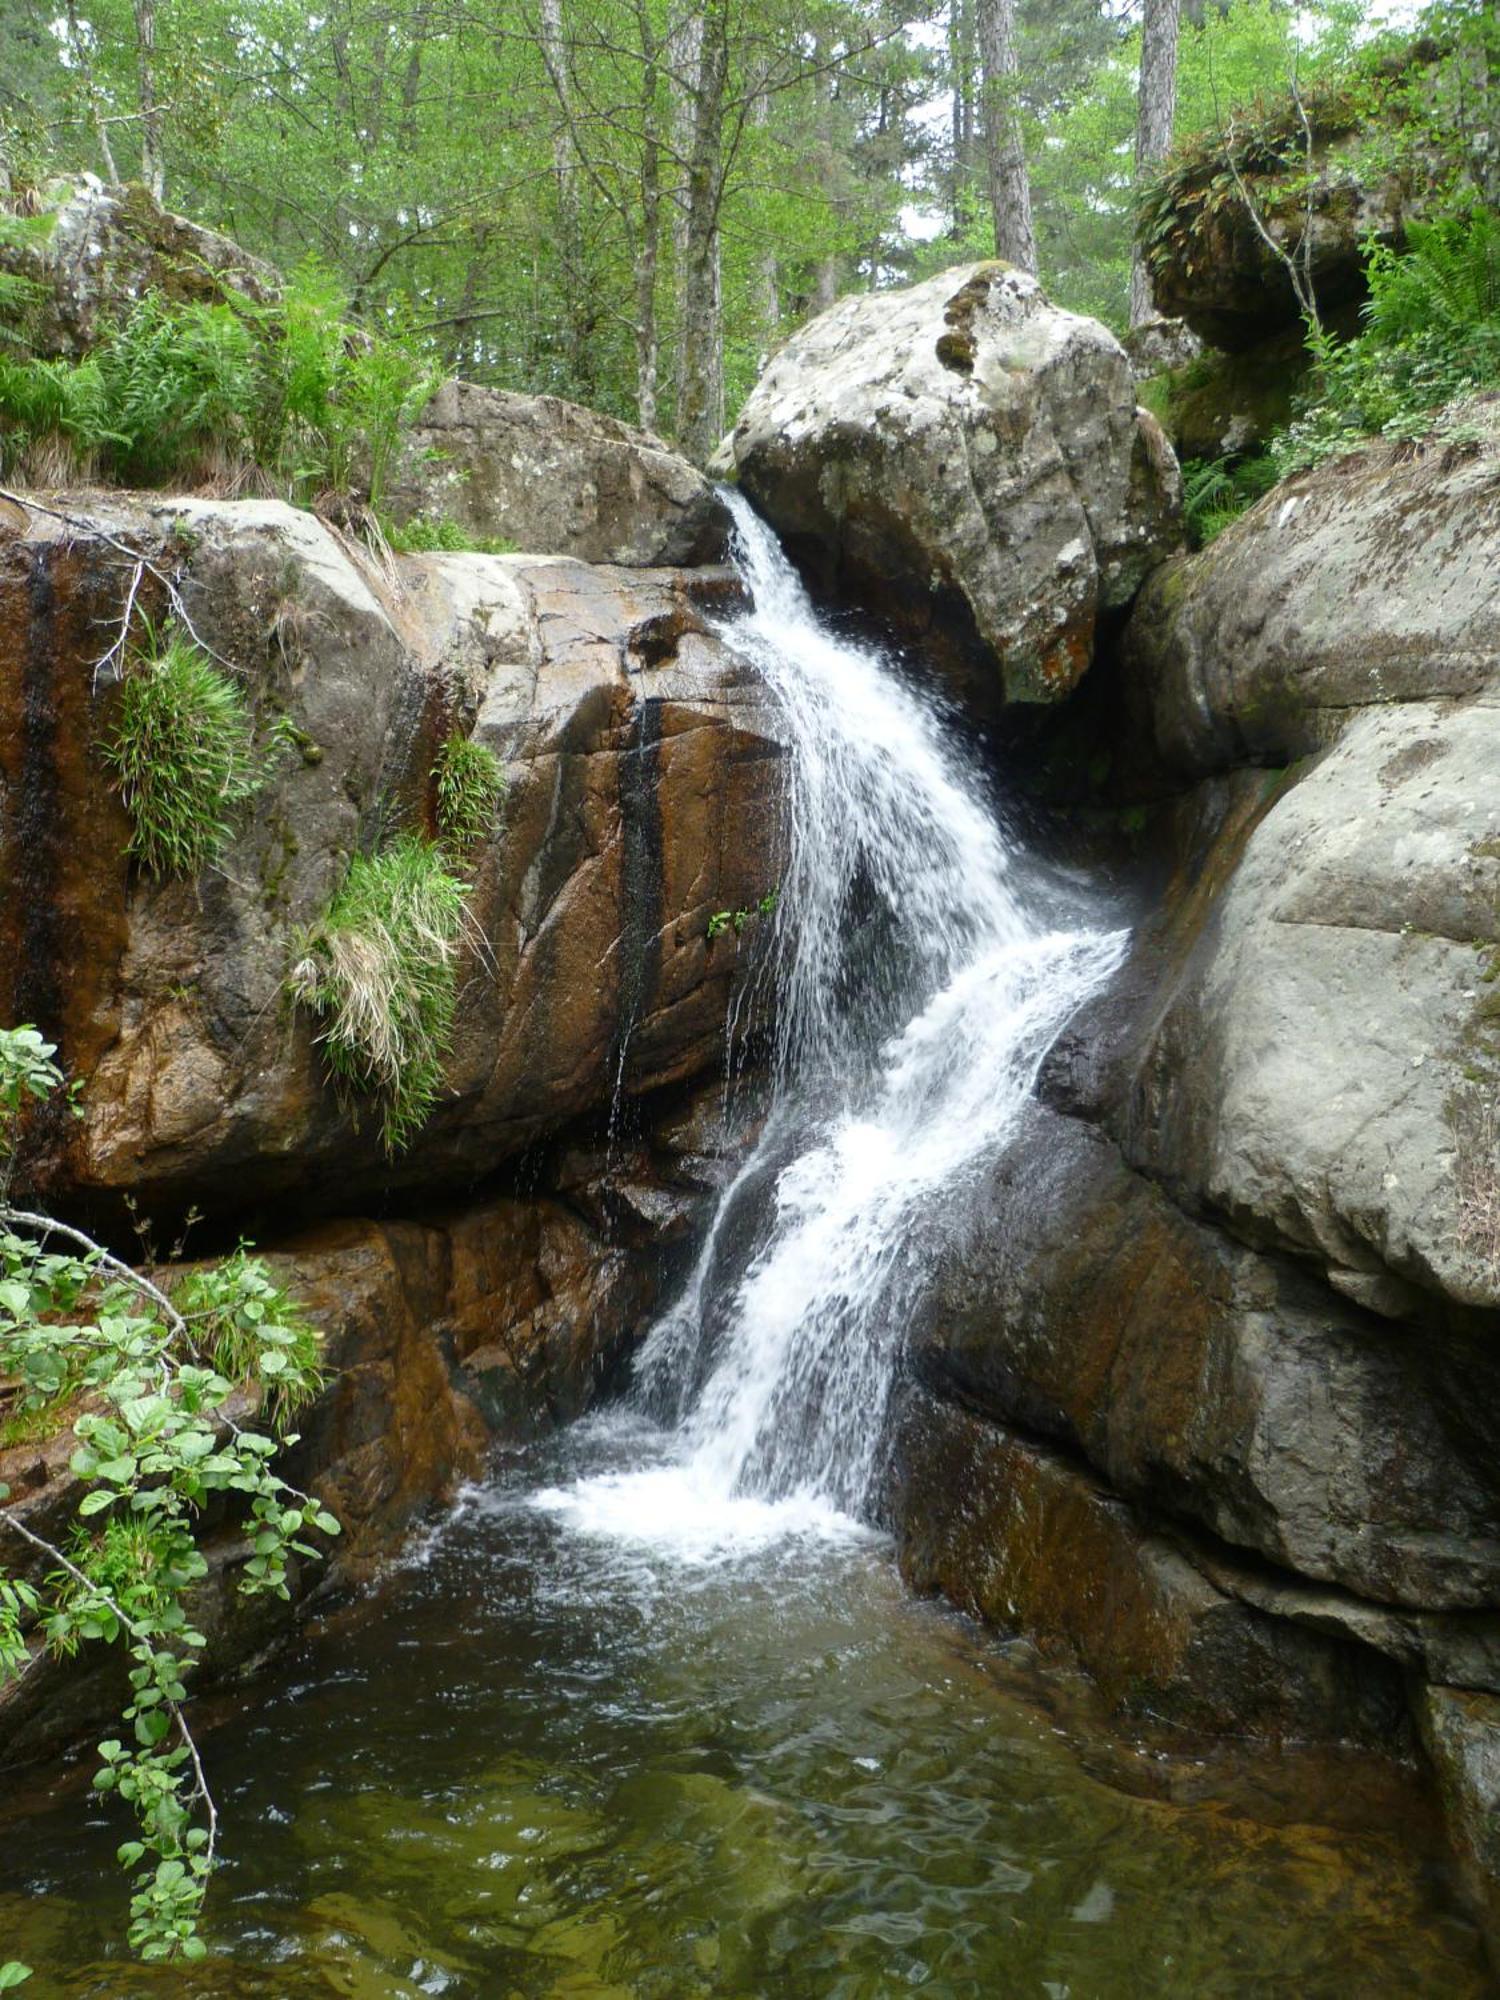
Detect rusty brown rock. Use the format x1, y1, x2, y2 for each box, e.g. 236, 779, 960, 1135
889, 1384, 1405, 1743
0, 497, 784, 1219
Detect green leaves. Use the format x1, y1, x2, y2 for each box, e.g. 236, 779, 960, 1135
104, 627, 263, 879
0, 1046, 340, 1969
433, 732, 507, 857
286, 834, 470, 1155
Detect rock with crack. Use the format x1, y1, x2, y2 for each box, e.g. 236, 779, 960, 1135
725, 261, 1181, 714
0, 495, 784, 1219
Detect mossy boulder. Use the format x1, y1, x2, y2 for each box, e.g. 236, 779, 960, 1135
0, 177, 276, 359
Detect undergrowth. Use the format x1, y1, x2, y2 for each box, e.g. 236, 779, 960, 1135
0, 264, 437, 503
285, 834, 468, 1154
1272, 209, 1500, 471
382, 513, 519, 555
0, 1023, 339, 1970
103, 629, 263, 877
1181, 453, 1280, 545
434, 733, 506, 854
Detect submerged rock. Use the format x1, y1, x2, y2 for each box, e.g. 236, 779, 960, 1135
726, 261, 1181, 711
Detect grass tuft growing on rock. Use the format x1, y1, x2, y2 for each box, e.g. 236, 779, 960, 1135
104, 629, 263, 877
171, 1247, 324, 1434
287, 834, 468, 1154
434, 732, 506, 855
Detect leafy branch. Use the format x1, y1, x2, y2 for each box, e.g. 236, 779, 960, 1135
0, 1025, 339, 1965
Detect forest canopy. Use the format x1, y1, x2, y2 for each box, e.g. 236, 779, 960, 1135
0, 0, 1461, 453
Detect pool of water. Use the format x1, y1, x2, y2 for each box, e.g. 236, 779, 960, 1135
1, 1416, 1489, 1998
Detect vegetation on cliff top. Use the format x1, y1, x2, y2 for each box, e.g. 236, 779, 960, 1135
0, 264, 436, 501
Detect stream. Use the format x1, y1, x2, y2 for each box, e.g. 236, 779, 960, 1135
0, 502, 1492, 1993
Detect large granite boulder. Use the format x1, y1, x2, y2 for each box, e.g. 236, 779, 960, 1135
892, 422, 1500, 1945
384, 379, 730, 566
0, 177, 275, 359
726, 261, 1181, 711
1117, 425, 1500, 1316
0, 495, 783, 1220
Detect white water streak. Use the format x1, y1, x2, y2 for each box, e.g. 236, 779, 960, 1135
540, 496, 1126, 1547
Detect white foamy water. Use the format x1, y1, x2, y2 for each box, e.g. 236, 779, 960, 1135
537, 495, 1126, 1554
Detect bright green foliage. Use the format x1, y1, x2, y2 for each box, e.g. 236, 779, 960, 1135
434, 733, 506, 855
1181, 453, 1281, 546
0, 265, 437, 499
0, 351, 114, 478
1273, 210, 1500, 471
104, 629, 263, 877
0, 1026, 338, 1965
707, 888, 779, 941
287, 835, 469, 1154
384, 513, 518, 556
171, 1249, 324, 1434
0, 1964, 30, 1989
96, 294, 261, 483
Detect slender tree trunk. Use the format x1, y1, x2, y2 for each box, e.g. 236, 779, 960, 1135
1129, 0, 1181, 325
949, 0, 977, 232
750, 88, 780, 347
635, 25, 663, 430
539, 0, 590, 393
67, 0, 120, 187
134, 0, 165, 199
975, 0, 1036, 270
675, 0, 728, 463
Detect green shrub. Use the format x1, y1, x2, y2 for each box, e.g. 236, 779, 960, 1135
1272, 209, 1500, 473
171, 1248, 323, 1433
95, 295, 261, 484
434, 732, 506, 853
0, 352, 115, 480
0, 263, 439, 502
1181, 453, 1281, 546
104, 630, 263, 877
286, 834, 468, 1154
383, 512, 518, 555
0, 1023, 339, 1966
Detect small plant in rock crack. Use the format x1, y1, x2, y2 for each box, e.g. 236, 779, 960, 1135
433, 732, 506, 857
0, 1024, 339, 1967
706, 888, 779, 941
103, 626, 264, 877
285, 834, 469, 1154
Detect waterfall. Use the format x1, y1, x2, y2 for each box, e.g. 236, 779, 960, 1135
537, 495, 1126, 1547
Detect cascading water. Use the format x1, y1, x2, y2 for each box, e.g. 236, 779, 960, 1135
539, 494, 1126, 1546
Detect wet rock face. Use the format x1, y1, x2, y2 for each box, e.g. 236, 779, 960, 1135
727, 262, 1181, 712
0, 178, 276, 359
911, 1106, 1500, 1616
385, 379, 731, 567
890, 1386, 1407, 1744
0, 496, 784, 1218
889, 418, 1500, 1939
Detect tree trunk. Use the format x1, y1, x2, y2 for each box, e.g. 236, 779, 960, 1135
949, 0, 977, 232
975, 0, 1035, 270
1129, 0, 1181, 325
66, 0, 119, 187
539, 0, 589, 393
134, 0, 165, 200
634, 3, 663, 431
675, 0, 728, 463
